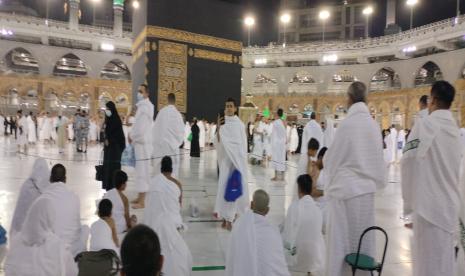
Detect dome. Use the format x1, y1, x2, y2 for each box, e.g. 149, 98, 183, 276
0, 0, 38, 17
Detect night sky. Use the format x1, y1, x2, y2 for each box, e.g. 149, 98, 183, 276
10, 0, 465, 44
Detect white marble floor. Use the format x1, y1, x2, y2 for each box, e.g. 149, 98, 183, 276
0, 137, 412, 275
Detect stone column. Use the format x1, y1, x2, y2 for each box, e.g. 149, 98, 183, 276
113, 0, 124, 37
69, 0, 80, 31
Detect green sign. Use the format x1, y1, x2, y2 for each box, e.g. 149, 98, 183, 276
113, 0, 124, 6
262, 108, 270, 119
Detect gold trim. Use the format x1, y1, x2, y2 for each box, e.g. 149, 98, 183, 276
132, 26, 147, 52
193, 49, 233, 63
147, 25, 242, 52
145, 42, 151, 52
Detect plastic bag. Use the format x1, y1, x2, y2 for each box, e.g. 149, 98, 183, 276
121, 144, 136, 167
224, 169, 243, 202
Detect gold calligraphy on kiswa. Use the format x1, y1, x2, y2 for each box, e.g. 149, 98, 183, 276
158, 40, 187, 113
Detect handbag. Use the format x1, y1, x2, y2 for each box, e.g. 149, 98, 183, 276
187, 133, 193, 142
95, 150, 104, 181
75, 249, 120, 276
224, 169, 243, 202
121, 144, 136, 167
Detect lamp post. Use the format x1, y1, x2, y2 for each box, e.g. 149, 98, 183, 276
407, 0, 418, 30
362, 6, 373, 38
45, 0, 49, 25
244, 16, 255, 47
319, 10, 330, 44
280, 13, 291, 47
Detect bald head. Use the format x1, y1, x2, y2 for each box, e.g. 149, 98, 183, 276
347, 81, 367, 106
251, 189, 270, 216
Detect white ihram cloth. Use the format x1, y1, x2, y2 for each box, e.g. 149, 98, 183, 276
10, 158, 49, 237
383, 133, 394, 164
316, 169, 329, 231
89, 219, 118, 254
323, 102, 385, 276
144, 174, 184, 230
5, 197, 78, 276
17, 116, 28, 146
206, 123, 211, 144
389, 127, 397, 162
67, 123, 74, 141
214, 116, 249, 222
27, 116, 36, 143
210, 124, 217, 145
39, 117, 52, 141
50, 117, 58, 141
401, 109, 429, 218
41, 182, 89, 257
151, 105, 185, 177
297, 120, 323, 176
271, 119, 287, 172
88, 121, 98, 141
264, 123, 273, 156
184, 122, 191, 150
151, 212, 192, 276
103, 189, 127, 234
198, 120, 206, 148
129, 98, 154, 193
252, 122, 265, 161
396, 129, 406, 161
282, 195, 325, 275
226, 210, 290, 276
401, 110, 462, 276
286, 125, 291, 151
323, 118, 335, 148
289, 127, 299, 152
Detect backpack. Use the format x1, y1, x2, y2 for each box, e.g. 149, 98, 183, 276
224, 169, 243, 202
75, 249, 120, 276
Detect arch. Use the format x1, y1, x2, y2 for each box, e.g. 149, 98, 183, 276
98, 92, 113, 109
100, 59, 131, 80
254, 73, 277, 84
370, 67, 401, 92
414, 61, 443, 87
53, 53, 88, 77
327, 69, 357, 94
115, 93, 129, 107
3, 47, 39, 74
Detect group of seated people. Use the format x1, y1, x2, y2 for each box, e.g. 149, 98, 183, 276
1, 137, 329, 276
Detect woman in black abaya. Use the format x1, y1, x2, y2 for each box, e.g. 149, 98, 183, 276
190, 119, 200, 157
102, 101, 126, 190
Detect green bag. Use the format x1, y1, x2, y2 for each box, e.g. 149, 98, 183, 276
188, 133, 193, 142
75, 249, 120, 276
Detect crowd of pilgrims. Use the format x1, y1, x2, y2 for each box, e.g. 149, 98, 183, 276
0, 81, 465, 276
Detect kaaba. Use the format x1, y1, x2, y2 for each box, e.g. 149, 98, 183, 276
132, 0, 244, 121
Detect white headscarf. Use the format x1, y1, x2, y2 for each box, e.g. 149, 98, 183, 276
6, 197, 76, 276
10, 158, 50, 235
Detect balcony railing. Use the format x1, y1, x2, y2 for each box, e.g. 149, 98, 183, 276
0, 12, 132, 39
244, 15, 465, 55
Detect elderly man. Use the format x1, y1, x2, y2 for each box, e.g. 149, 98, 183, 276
226, 189, 290, 276
271, 108, 287, 181
323, 82, 385, 276
402, 81, 462, 276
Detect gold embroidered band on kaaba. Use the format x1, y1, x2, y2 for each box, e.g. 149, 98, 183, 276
132, 25, 242, 53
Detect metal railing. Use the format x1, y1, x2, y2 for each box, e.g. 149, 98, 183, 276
0, 12, 132, 39
244, 15, 465, 55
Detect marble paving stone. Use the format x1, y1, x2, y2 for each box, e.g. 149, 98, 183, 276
0, 137, 413, 275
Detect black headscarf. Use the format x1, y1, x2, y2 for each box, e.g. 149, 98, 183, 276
104, 101, 125, 150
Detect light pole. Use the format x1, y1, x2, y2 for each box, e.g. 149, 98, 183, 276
280, 13, 291, 47
407, 0, 418, 30
45, 0, 49, 25
363, 6, 373, 38
91, 0, 101, 26
319, 10, 330, 44
244, 16, 255, 47
457, 0, 461, 17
